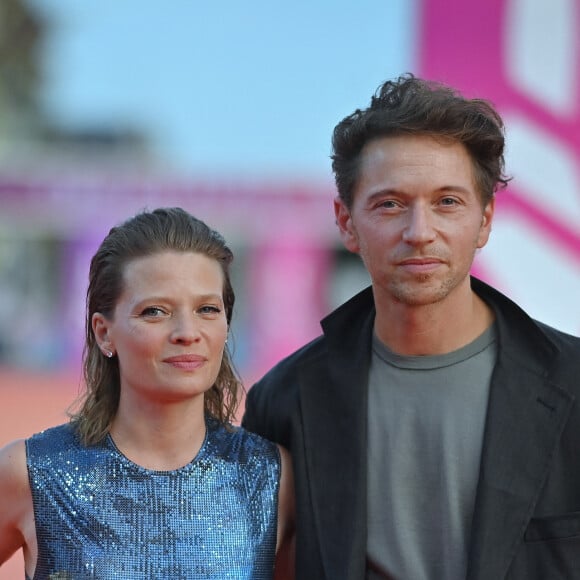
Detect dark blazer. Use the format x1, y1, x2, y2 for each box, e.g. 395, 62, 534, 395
242, 277, 580, 580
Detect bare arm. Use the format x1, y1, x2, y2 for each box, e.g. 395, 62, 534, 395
0, 440, 34, 565
274, 444, 295, 579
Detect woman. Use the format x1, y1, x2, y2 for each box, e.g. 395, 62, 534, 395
0, 207, 294, 579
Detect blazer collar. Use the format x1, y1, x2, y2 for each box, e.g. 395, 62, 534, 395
300, 279, 575, 579
467, 277, 575, 579
300, 286, 375, 579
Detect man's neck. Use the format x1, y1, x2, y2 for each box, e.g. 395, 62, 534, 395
373, 286, 495, 356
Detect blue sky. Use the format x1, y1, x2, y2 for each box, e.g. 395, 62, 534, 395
30, 0, 417, 178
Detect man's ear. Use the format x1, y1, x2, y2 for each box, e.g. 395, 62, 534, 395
477, 197, 495, 249
334, 197, 360, 254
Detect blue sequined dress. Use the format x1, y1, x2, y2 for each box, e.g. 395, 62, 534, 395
25, 417, 280, 579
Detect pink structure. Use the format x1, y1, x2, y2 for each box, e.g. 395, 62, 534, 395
420, 0, 580, 335
1, 0, 579, 380
0, 177, 337, 378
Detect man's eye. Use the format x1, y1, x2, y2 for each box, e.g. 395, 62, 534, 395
379, 200, 399, 209
440, 197, 458, 206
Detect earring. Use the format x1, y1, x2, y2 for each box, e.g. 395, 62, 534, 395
104, 350, 114, 358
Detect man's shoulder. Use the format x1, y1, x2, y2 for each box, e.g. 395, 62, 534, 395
478, 278, 580, 386
254, 334, 328, 391
255, 285, 375, 388
533, 319, 580, 355
473, 276, 580, 349
242, 335, 330, 444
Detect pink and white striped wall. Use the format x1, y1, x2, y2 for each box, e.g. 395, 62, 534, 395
421, 0, 580, 335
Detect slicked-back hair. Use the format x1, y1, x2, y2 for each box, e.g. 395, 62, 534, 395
331, 73, 510, 208
71, 207, 241, 445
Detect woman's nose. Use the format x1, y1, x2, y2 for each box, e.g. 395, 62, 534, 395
169, 316, 201, 344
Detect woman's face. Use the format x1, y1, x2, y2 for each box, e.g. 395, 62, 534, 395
93, 250, 228, 405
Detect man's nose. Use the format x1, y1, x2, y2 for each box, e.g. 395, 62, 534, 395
401, 205, 436, 244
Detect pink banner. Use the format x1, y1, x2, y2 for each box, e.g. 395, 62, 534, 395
420, 0, 580, 335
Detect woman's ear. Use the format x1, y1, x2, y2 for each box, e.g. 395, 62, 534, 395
92, 312, 114, 355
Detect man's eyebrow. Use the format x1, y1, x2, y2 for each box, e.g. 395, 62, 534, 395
365, 185, 472, 201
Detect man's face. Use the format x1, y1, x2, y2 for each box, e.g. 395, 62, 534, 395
334, 134, 494, 308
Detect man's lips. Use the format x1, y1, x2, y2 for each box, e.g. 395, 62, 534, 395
163, 354, 207, 370
397, 257, 444, 272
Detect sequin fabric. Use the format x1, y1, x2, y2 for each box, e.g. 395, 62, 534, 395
25, 417, 280, 579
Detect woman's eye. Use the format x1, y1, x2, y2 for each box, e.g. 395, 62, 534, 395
141, 307, 166, 317
199, 305, 222, 315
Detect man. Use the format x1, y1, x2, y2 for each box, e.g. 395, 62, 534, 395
242, 74, 580, 579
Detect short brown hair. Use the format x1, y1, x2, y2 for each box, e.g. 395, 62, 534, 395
331, 73, 510, 208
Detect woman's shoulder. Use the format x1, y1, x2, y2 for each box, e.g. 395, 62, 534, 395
0, 424, 74, 491
26, 422, 78, 451
208, 418, 280, 465
0, 438, 33, 566
0, 438, 26, 466
0, 438, 28, 496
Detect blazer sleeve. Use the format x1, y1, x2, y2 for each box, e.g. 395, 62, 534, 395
242, 373, 295, 450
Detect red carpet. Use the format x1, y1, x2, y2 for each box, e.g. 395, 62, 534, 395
0, 368, 80, 579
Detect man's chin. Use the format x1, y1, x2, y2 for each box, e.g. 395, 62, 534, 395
389, 279, 455, 307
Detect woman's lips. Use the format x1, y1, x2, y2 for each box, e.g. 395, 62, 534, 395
163, 355, 206, 370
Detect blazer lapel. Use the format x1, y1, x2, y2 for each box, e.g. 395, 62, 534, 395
299, 299, 374, 580
466, 320, 574, 579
